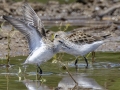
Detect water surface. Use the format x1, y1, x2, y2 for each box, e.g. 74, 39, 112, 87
0, 52, 120, 90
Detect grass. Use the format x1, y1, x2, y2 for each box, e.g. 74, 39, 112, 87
49, 26, 77, 32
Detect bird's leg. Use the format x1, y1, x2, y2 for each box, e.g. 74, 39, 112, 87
92, 51, 95, 63
36, 65, 46, 83
74, 57, 78, 72
83, 56, 88, 68
37, 64, 42, 75
36, 65, 43, 80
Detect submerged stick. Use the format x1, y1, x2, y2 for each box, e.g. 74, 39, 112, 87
59, 61, 78, 85
65, 66, 78, 85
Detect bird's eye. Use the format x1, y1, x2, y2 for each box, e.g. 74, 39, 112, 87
55, 35, 58, 38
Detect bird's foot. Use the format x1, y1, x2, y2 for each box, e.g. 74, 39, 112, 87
37, 65, 42, 78
75, 65, 78, 72
74, 58, 79, 72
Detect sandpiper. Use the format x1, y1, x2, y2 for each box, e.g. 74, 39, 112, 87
54, 30, 111, 68
3, 3, 65, 74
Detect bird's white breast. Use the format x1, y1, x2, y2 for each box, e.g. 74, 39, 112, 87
62, 41, 104, 56
24, 45, 54, 65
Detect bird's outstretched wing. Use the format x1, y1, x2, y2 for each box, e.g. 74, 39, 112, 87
3, 15, 43, 52
22, 3, 46, 37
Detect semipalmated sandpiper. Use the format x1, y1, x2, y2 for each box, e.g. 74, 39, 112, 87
3, 3, 64, 74
54, 30, 111, 68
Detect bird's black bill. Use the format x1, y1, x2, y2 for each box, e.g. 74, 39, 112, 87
59, 40, 70, 49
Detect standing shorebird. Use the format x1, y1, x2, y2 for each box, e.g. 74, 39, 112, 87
2, 3, 65, 74
54, 30, 111, 68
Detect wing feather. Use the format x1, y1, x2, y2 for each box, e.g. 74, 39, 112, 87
66, 31, 101, 45
22, 3, 46, 37
3, 15, 42, 52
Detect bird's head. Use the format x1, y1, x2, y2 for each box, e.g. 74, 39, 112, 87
54, 31, 66, 39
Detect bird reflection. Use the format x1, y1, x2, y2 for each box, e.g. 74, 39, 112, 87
56, 74, 104, 90
23, 79, 50, 90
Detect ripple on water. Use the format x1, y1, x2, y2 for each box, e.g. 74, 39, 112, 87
0, 72, 17, 76
0, 64, 15, 68
27, 72, 53, 76
68, 61, 120, 69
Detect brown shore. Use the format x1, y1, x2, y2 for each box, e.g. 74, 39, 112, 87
0, 0, 120, 58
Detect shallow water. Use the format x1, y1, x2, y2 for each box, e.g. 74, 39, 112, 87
0, 52, 120, 90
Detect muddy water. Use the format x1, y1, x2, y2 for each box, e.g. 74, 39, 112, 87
0, 52, 120, 90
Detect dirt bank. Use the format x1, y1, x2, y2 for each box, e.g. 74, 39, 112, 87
0, 0, 120, 58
